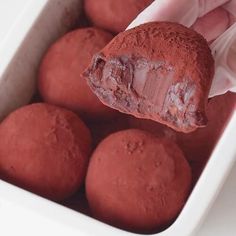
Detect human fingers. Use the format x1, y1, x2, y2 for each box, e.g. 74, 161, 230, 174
209, 23, 236, 97
223, 0, 236, 17
198, 0, 230, 17
192, 7, 230, 42
127, 0, 230, 30
127, 0, 199, 29
229, 13, 236, 25
227, 39, 236, 75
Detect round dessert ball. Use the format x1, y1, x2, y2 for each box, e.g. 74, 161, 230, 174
84, 22, 214, 133
38, 27, 115, 121
86, 129, 191, 233
84, 22, 215, 133
176, 92, 236, 183
0, 103, 91, 201
85, 0, 154, 33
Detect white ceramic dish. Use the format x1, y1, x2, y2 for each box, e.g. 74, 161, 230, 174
0, 1, 236, 235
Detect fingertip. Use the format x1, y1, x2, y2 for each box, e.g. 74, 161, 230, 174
198, 0, 229, 17
192, 7, 230, 42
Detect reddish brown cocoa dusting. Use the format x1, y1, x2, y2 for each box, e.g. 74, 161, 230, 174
128, 92, 236, 183
84, 0, 154, 33
38, 27, 116, 121
84, 22, 215, 133
86, 129, 192, 233
0, 103, 91, 201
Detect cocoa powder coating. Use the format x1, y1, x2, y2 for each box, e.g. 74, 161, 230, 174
38, 27, 116, 121
0, 103, 91, 201
85, 0, 154, 33
84, 22, 215, 132
86, 129, 192, 233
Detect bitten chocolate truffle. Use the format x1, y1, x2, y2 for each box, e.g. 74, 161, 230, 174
86, 129, 191, 233
0, 103, 91, 201
84, 22, 215, 133
85, 0, 153, 33
38, 27, 115, 121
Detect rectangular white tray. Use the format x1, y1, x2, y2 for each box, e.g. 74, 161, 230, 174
0, 0, 235, 235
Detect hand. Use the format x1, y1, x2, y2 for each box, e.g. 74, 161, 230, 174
127, 0, 236, 97
127, 0, 235, 43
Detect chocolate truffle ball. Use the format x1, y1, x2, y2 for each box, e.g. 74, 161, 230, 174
85, 0, 153, 33
0, 103, 91, 201
38, 27, 115, 121
84, 22, 215, 133
176, 92, 236, 182
86, 129, 191, 233
128, 93, 236, 184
